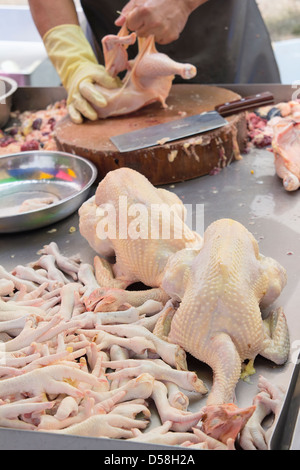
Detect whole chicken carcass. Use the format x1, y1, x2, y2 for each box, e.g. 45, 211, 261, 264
154, 218, 289, 443
92, 25, 197, 118
78, 167, 202, 311
270, 117, 300, 191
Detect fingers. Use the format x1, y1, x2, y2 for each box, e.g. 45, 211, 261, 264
125, 7, 146, 34
115, 1, 186, 44
68, 95, 98, 124
122, 9, 178, 45
79, 80, 108, 108
116, 2, 155, 37
90, 72, 121, 89
72, 96, 98, 120
115, 0, 137, 26
68, 87, 101, 124
115, 14, 126, 27
68, 73, 121, 124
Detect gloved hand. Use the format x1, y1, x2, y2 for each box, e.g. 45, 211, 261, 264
116, 0, 206, 45
43, 24, 120, 124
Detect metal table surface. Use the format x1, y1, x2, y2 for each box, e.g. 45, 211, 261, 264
1, 148, 299, 450
0, 85, 299, 450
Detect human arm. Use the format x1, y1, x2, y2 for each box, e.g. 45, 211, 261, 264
28, 0, 79, 37
115, 0, 209, 45
28, 0, 120, 123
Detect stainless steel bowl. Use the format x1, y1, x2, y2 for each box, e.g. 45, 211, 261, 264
0, 76, 18, 128
0, 151, 97, 233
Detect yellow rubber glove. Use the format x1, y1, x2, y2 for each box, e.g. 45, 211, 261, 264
43, 24, 120, 123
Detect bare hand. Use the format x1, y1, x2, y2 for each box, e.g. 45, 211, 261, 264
115, 0, 195, 45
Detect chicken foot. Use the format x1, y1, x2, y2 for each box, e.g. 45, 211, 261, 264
85, 286, 169, 313
0, 400, 54, 430
87, 373, 155, 405
78, 263, 100, 299
41, 242, 80, 280
129, 420, 201, 446
239, 375, 285, 450
104, 358, 207, 393
96, 324, 187, 370
48, 412, 148, 439
0, 364, 104, 400
151, 380, 204, 432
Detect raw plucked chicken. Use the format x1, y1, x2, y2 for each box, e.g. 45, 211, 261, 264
156, 218, 289, 443
78, 168, 290, 447
79, 167, 202, 315
270, 117, 300, 191
93, 25, 197, 118
247, 99, 300, 191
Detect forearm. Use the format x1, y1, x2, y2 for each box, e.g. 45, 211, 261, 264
187, 0, 209, 13
28, 0, 79, 38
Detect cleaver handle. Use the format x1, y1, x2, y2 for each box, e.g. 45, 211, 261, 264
215, 91, 275, 117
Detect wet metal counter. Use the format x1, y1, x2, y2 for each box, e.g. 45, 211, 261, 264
0, 85, 299, 450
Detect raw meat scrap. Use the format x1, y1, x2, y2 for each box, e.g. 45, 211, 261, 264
0, 100, 67, 156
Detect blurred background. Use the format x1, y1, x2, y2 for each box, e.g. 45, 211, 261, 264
258, 0, 300, 83
0, 0, 299, 85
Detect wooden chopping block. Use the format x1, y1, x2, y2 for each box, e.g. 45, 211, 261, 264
55, 84, 248, 185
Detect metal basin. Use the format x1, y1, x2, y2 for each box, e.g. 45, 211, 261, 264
0, 151, 97, 233
0, 76, 18, 128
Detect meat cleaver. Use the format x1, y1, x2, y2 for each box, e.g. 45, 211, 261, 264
110, 91, 274, 153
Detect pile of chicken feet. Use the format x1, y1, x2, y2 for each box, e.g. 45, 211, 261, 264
0, 233, 286, 451
0, 243, 212, 447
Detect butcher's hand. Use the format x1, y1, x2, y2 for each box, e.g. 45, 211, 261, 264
43, 25, 120, 124
116, 0, 207, 45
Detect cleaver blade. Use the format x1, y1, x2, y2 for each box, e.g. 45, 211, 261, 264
110, 111, 228, 153
110, 91, 275, 153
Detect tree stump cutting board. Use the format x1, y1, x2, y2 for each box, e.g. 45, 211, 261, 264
55, 85, 248, 185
